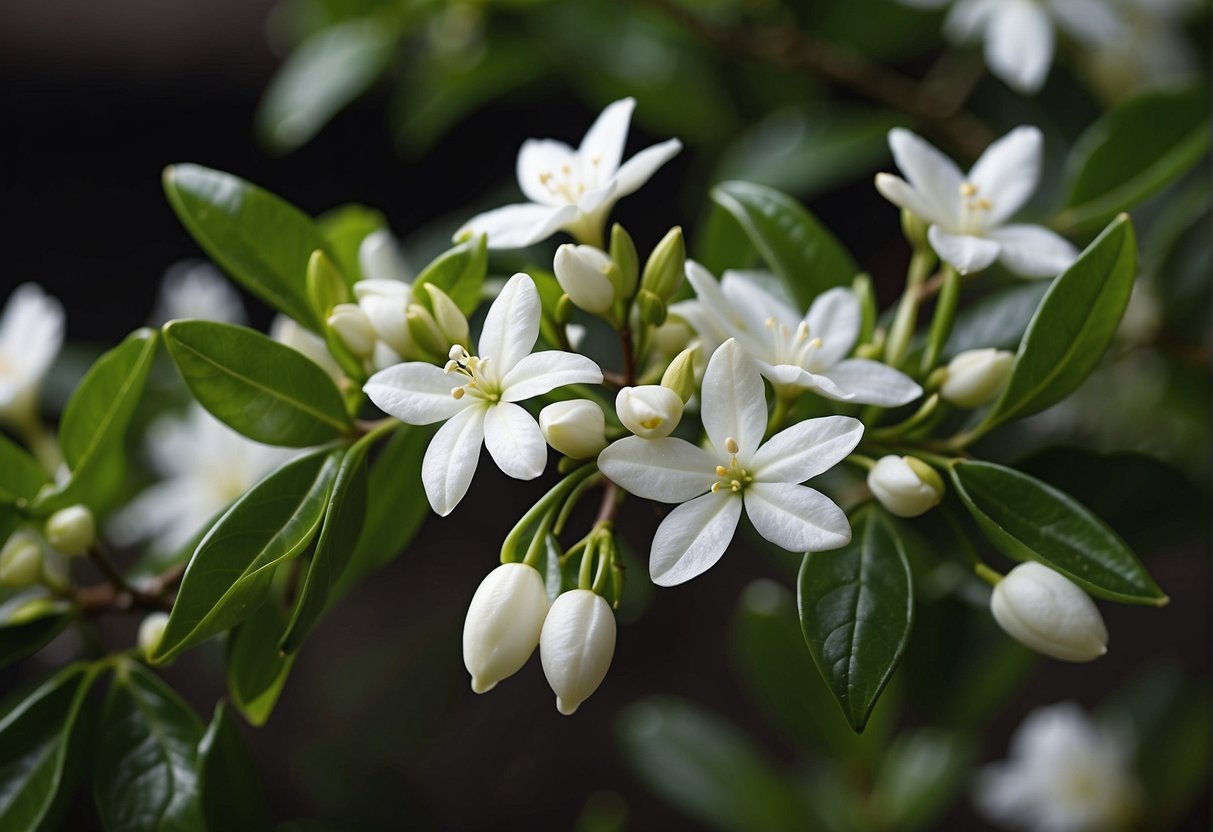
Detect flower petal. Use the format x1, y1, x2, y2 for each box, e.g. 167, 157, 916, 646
501, 351, 603, 402
576, 181, 618, 217
483, 401, 547, 481
478, 273, 540, 375
814, 359, 924, 407
721, 270, 796, 335
422, 404, 487, 516
364, 362, 470, 424
757, 361, 855, 401
598, 436, 716, 503
969, 126, 1043, 225
578, 98, 635, 181
875, 173, 946, 227
701, 340, 767, 464
649, 492, 743, 586
888, 128, 965, 223
684, 261, 742, 334
744, 482, 851, 552
613, 138, 683, 199
985, 0, 1054, 94
987, 224, 1079, 279
516, 139, 577, 205
751, 416, 864, 484
928, 227, 1002, 275
457, 203, 580, 250
805, 287, 861, 368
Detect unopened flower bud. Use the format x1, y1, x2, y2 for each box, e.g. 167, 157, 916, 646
640, 226, 685, 301
0, 533, 43, 587
44, 505, 95, 556
609, 224, 639, 298
941, 348, 1014, 408
421, 284, 469, 347
991, 562, 1108, 662
358, 229, 410, 283
356, 283, 412, 358
617, 385, 683, 439
660, 347, 698, 403
406, 305, 449, 361
463, 563, 549, 694
651, 318, 692, 359
539, 400, 607, 459
540, 589, 616, 716
327, 303, 376, 359
137, 612, 170, 660
554, 244, 617, 314
554, 294, 574, 327
306, 249, 348, 318
867, 456, 944, 518
900, 205, 930, 251
636, 289, 667, 327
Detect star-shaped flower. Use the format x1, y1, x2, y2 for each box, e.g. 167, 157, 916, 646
876, 126, 1077, 277
598, 339, 861, 586
365, 273, 603, 516
0, 283, 64, 426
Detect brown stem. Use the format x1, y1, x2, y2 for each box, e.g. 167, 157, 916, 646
73, 554, 180, 615
593, 481, 621, 527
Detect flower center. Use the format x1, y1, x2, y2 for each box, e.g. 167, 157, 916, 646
765, 317, 823, 369
445, 345, 499, 402
958, 181, 994, 234
711, 437, 753, 494
537, 156, 601, 205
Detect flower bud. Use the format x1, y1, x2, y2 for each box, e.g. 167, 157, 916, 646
0, 533, 43, 588
867, 456, 944, 518
405, 305, 449, 361
991, 562, 1108, 662
420, 284, 469, 347
554, 294, 574, 327
554, 244, 617, 314
539, 400, 607, 459
327, 303, 376, 359
660, 346, 698, 403
609, 224, 639, 298
356, 284, 412, 358
306, 249, 348, 318
44, 505, 95, 556
636, 289, 667, 327
463, 563, 549, 694
651, 318, 692, 359
900, 206, 929, 251
617, 385, 683, 439
540, 589, 616, 716
137, 612, 170, 660
640, 226, 685, 301
941, 348, 1014, 408
358, 229, 410, 283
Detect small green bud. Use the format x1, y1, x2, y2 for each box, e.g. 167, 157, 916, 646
406, 305, 450, 362
0, 533, 43, 588
45, 505, 94, 556
322, 325, 369, 382
422, 284, 469, 348
901, 208, 929, 251
636, 289, 667, 328
306, 249, 349, 318
640, 226, 685, 301
660, 346, 698, 403
327, 303, 376, 359
904, 457, 945, 494
609, 224, 639, 298
554, 294, 575, 326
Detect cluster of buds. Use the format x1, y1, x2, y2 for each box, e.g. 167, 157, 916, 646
0, 504, 95, 588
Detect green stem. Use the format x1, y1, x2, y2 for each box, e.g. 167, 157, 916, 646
591, 532, 614, 595
866, 394, 941, 443
522, 506, 558, 569
578, 536, 597, 590
884, 248, 936, 369
500, 464, 599, 563
974, 562, 1003, 587
765, 394, 793, 439
15, 416, 63, 475
845, 453, 877, 471
553, 472, 604, 536
919, 266, 961, 376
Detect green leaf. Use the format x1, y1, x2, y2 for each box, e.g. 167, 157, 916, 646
279, 440, 369, 653
710, 181, 858, 309
412, 236, 487, 317
93, 662, 205, 832
152, 448, 341, 662
316, 204, 389, 288
0, 615, 69, 672
226, 590, 296, 727
197, 703, 273, 832
980, 216, 1137, 432
693, 201, 756, 278
798, 506, 913, 732
949, 460, 1166, 605
163, 164, 334, 330
257, 19, 397, 153
1059, 86, 1210, 232
164, 320, 352, 446
0, 663, 99, 832
0, 435, 48, 505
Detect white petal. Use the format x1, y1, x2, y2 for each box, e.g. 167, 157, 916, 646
888, 128, 965, 222
516, 139, 577, 205
478, 273, 540, 375
750, 416, 864, 484
987, 224, 1079, 279
805, 287, 861, 368
928, 227, 1001, 275
684, 261, 741, 335
0, 283, 64, 384
422, 404, 487, 516
613, 139, 683, 199
364, 362, 469, 424
597, 436, 716, 503
358, 230, 410, 283
649, 492, 743, 586
744, 483, 851, 553
575, 181, 618, 216
721, 271, 795, 336
814, 359, 924, 407
985, 0, 1055, 94
875, 173, 946, 227
757, 361, 855, 401
483, 402, 547, 481
578, 98, 635, 180
969, 126, 1042, 225
457, 203, 580, 250
701, 340, 767, 464
501, 351, 603, 402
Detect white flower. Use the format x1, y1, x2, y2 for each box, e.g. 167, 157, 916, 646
941, 348, 1015, 407
457, 98, 682, 249
270, 315, 345, 385
867, 456, 944, 518
598, 340, 862, 586
0, 283, 64, 426
540, 589, 616, 715
975, 702, 1141, 831
463, 563, 549, 694
991, 562, 1108, 662
616, 385, 684, 439
675, 265, 922, 406
539, 400, 607, 459
553, 244, 617, 314
364, 273, 603, 516
151, 261, 247, 325
876, 127, 1078, 277
359, 228, 411, 283
108, 405, 294, 554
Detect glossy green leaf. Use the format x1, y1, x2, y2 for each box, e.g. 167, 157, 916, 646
940, 281, 1049, 359
711, 181, 857, 309
0, 615, 68, 672
94, 662, 205, 832
151, 448, 341, 662
798, 507, 913, 732
197, 702, 273, 832
412, 235, 488, 317
1059, 86, 1210, 232
949, 460, 1166, 605
980, 216, 1136, 432
693, 201, 756, 279
163, 164, 333, 330
280, 440, 369, 653
316, 204, 389, 288
0, 434, 48, 505
227, 591, 296, 727
257, 19, 397, 153
164, 320, 352, 446
0, 663, 99, 831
